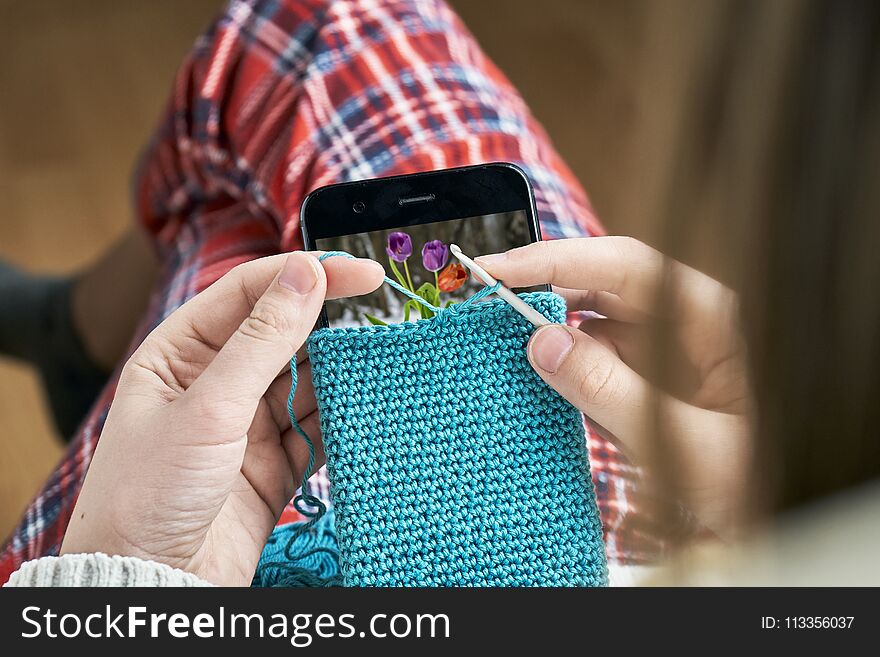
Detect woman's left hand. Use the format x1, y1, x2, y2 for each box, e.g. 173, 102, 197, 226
61, 252, 384, 586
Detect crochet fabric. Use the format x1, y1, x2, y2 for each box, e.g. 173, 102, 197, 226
307, 292, 608, 586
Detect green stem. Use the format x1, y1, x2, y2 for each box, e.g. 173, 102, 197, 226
388, 257, 410, 290
403, 260, 415, 293
403, 260, 424, 318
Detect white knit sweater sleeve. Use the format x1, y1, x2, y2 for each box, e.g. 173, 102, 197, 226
3, 553, 214, 587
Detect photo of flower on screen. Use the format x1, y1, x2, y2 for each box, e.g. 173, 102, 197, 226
316, 211, 533, 328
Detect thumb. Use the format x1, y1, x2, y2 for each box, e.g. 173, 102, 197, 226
528, 324, 750, 530
527, 323, 654, 459
185, 251, 327, 427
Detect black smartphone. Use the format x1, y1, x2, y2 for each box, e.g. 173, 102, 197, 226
301, 162, 544, 328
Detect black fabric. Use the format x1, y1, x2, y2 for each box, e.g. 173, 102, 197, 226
0, 262, 107, 440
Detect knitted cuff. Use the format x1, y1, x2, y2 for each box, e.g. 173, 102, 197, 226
4, 553, 214, 587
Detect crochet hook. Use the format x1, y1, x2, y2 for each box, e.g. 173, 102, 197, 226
450, 244, 552, 327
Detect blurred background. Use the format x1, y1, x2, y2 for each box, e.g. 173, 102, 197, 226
0, 0, 726, 537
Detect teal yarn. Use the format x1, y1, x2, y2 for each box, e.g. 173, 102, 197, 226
254, 510, 342, 587
256, 250, 607, 586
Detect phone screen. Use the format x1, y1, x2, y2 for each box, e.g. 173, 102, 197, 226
315, 210, 539, 328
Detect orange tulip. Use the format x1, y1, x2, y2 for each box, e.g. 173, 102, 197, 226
437, 263, 468, 292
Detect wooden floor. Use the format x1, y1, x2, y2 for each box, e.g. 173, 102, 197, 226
0, 1, 652, 540
0, 0, 223, 538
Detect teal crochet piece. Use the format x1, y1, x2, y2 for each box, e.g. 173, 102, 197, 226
306, 286, 608, 586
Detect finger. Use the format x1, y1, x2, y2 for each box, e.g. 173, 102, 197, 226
527, 323, 656, 461
243, 400, 299, 511
264, 360, 316, 432
477, 237, 724, 319
577, 318, 646, 370
320, 252, 388, 299
183, 252, 327, 429
555, 287, 646, 323
580, 318, 704, 400
475, 237, 661, 310
151, 252, 384, 355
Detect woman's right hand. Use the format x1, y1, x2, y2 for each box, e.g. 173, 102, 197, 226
476, 237, 751, 536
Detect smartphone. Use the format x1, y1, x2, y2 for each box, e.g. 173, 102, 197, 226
301, 163, 544, 328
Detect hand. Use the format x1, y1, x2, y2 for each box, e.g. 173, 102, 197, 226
476, 237, 751, 536
61, 252, 384, 585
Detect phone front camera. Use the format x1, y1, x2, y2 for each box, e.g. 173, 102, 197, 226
352, 201, 366, 213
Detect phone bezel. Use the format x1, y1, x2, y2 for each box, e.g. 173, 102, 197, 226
300, 162, 543, 327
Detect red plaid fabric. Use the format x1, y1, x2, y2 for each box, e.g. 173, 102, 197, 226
1, 0, 658, 584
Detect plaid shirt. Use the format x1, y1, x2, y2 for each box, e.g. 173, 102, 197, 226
0, 0, 658, 584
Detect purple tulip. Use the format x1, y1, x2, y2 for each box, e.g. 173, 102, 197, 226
385, 231, 413, 262
421, 240, 449, 272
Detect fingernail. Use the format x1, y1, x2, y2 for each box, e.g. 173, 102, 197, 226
529, 325, 574, 374
279, 252, 318, 294
474, 252, 506, 271
364, 259, 386, 277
